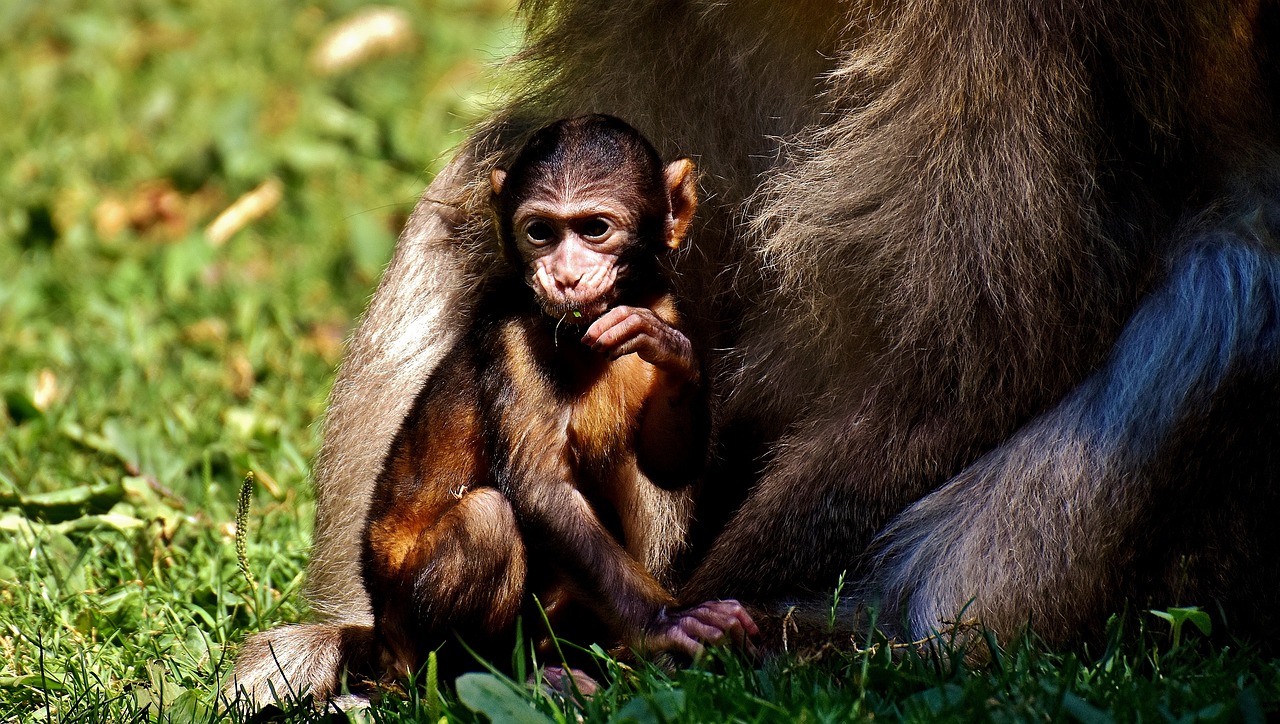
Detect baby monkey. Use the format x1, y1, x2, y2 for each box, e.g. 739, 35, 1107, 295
362, 115, 757, 680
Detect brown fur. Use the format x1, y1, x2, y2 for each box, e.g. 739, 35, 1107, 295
360, 289, 695, 679
231, 0, 1280, 708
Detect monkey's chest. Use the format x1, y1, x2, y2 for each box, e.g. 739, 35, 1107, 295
563, 353, 655, 481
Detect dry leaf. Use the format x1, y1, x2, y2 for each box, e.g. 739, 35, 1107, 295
205, 178, 283, 246
227, 350, 255, 399
93, 197, 130, 241
183, 318, 229, 348
128, 179, 189, 240
32, 369, 60, 411
310, 7, 414, 76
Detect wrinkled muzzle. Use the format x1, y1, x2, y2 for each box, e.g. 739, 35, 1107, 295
532, 257, 619, 322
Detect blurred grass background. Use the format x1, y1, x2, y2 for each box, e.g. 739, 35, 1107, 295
0, 1, 516, 718
3, 1, 1280, 722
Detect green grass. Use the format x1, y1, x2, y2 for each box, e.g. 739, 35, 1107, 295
1, 1, 1278, 721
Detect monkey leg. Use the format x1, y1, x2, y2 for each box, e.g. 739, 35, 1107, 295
687, 229, 1280, 651
226, 623, 375, 708
229, 151, 490, 710
860, 234, 1280, 645
370, 487, 528, 679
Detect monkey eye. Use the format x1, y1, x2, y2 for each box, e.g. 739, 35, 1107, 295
525, 220, 555, 244
580, 217, 610, 239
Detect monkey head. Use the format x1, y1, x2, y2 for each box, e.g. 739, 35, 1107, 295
489, 115, 697, 322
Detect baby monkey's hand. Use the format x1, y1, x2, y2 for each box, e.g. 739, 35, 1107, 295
643, 599, 760, 658
582, 305, 697, 382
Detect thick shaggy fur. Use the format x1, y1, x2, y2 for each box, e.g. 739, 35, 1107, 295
230, 0, 1280, 706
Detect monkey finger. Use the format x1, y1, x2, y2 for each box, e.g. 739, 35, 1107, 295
657, 628, 705, 659
597, 305, 639, 327
684, 601, 760, 653
582, 306, 636, 345
675, 616, 727, 646
678, 611, 757, 658
696, 615, 756, 657
537, 666, 600, 699
614, 333, 689, 372
587, 311, 689, 370
707, 599, 760, 636
606, 334, 659, 361
683, 606, 745, 645
590, 314, 647, 352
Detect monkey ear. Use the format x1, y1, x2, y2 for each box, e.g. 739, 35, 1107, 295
489, 168, 508, 196
663, 158, 697, 250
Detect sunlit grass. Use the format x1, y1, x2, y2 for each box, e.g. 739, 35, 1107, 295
0, 1, 516, 719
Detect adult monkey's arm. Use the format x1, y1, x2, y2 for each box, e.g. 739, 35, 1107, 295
307, 150, 477, 624
227, 151, 485, 706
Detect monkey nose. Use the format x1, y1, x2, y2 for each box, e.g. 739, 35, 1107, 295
557, 272, 585, 290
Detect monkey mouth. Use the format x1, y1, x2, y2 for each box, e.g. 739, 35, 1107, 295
541, 296, 611, 324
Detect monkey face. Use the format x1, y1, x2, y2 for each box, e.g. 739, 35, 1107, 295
487, 115, 698, 324
513, 199, 636, 321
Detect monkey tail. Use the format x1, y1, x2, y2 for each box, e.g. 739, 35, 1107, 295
751, 598, 989, 662
743, 600, 865, 656
224, 623, 376, 711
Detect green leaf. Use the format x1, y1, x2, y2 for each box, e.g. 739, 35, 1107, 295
903, 684, 964, 716
163, 689, 215, 724
1149, 606, 1212, 649
0, 674, 68, 691
425, 651, 441, 722
610, 689, 686, 724
1058, 690, 1115, 724
0, 479, 125, 522
456, 673, 555, 724
1174, 606, 1212, 637
161, 233, 217, 302
0, 511, 145, 537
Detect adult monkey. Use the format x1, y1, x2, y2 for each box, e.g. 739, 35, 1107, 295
233, 0, 1280, 703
